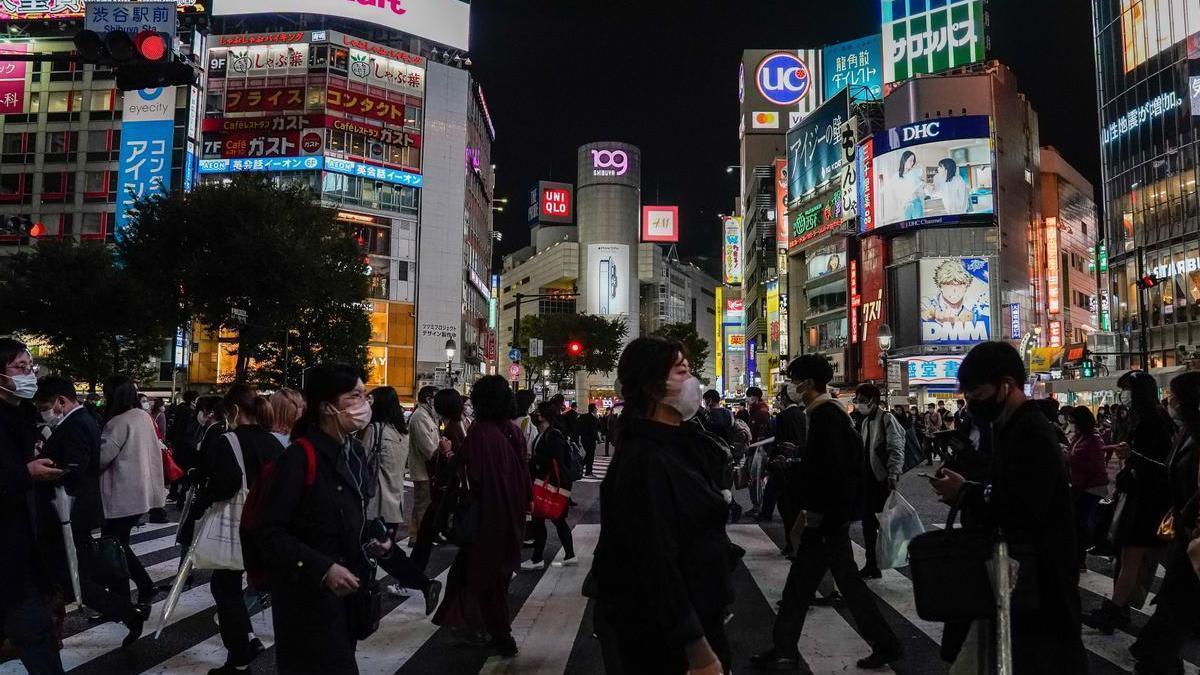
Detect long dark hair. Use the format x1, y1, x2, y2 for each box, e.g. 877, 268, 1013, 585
434, 388, 464, 423
898, 150, 918, 178
292, 363, 362, 440
223, 383, 274, 429
102, 374, 139, 422
469, 375, 517, 423
617, 336, 686, 420
1169, 371, 1200, 439
369, 386, 408, 434
1119, 370, 1163, 421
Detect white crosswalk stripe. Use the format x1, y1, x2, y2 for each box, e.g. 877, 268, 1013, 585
574, 454, 611, 484
5, 515, 1199, 674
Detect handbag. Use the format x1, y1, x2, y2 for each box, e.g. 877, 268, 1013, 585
161, 445, 185, 484
192, 432, 248, 570
346, 570, 383, 640
447, 465, 481, 547
87, 535, 130, 588
1089, 496, 1118, 556
532, 460, 570, 521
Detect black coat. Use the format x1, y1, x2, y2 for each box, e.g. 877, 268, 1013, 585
576, 412, 600, 445
39, 407, 103, 533
0, 399, 45, 605
791, 398, 862, 527
956, 401, 1086, 673
594, 419, 732, 654
1115, 408, 1174, 547
198, 425, 283, 509
530, 426, 572, 489
254, 430, 375, 674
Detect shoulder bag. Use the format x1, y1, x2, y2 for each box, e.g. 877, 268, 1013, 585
532, 459, 570, 521
447, 463, 481, 546
193, 432, 249, 570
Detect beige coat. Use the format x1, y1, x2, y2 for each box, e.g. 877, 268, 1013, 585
99, 409, 166, 520
407, 404, 439, 482
362, 422, 409, 524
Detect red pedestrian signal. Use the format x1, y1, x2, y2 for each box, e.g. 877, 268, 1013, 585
567, 340, 584, 357
135, 31, 169, 62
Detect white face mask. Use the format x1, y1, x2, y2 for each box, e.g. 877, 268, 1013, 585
1118, 390, 1132, 407
40, 407, 62, 426
855, 402, 874, 416
141, 400, 152, 411
787, 380, 810, 404
1, 373, 37, 399
196, 410, 207, 425
663, 375, 702, 421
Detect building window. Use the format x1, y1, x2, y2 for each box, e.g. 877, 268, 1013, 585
0, 172, 23, 198
85, 130, 111, 152
1, 132, 23, 154
89, 90, 112, 112
80, 212, 102, 236
84, 170, 107, 195
46, 131, 75, 154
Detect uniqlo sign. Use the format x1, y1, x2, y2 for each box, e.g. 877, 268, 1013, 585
534, 181, 573, 224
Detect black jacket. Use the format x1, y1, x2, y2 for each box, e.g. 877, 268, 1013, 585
595, 419, 732, 649
773, 404, 807, 457
576, 412, 600, 445
40, 407, 103, 532
0, 399, 44, 605
531, 426, 572, 488
792, 398, 863, 527
200, 425, 283, 507
167, 402, 200, 468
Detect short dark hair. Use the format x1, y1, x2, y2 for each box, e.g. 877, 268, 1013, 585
35, 375, 76, 404
0, 337, 28, 369
535, 400, 558, 420
1032, 398, 1061, 423
182, 390, 199, 404
470, 375, 517, 422
786, 354, 834, 390
746, 386, 763, 399
587, 403, 597, 413
957, 341, 1025, 391
855, 382, 881, 402
703, 389, 721, 404
417, 385, 438, 405
617, 336, 686, 419
434, 388, 464, 421
293, 363, 363, 439
515, 389, 536, 416
1067, 406, 1097, 434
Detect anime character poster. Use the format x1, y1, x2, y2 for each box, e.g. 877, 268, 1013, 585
919, 257, 990, 344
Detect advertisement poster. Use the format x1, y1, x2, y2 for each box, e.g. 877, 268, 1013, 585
740, 49, 823, 135
224, 86, 305, 113
1120, 0, 1200, 72
0, 43, 26, 115
212, 0, 470, 51
723, 216, 743, 284
774, 158, 788, 247
641, 205, 680, 243
906, 355, 964, 386
882, 0, 985, 85
536, 181, 573, 224
786, 89, 848, 202
870, 115, 993, 231
586, 243, 630, 317
823, 35, 883, 102
807, 249, 846, 279
326, 86, 408, 126
116, 87, 176, 238
919, 257, 990, 344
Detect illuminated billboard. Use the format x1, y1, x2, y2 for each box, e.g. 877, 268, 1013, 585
586, 243, 630, 318
865, 115, 993, 233
641, 205, 679, 243
532, 181, 573, 224
919, 257, 991, 344
723, 216, 743, 285
882, 0, 985, 85
789, 189, 842, 249
739, 49, 823, 135
823, 35, 883, 102
906, 355, 964, 386
1120, 0, 1200, 72
0, 0, 198, 20
211, 0, 470, 51
786, 89, 848, 203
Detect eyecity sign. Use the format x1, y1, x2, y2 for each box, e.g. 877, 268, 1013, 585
756, 51, 813, 106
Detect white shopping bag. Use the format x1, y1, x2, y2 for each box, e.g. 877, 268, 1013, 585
875, 490, 926, 570
193, 432, 248, 571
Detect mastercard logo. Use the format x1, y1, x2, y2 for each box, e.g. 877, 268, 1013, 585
753, 111, 780, 129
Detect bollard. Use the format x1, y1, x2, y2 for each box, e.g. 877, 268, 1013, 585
993, 538, 1013, 675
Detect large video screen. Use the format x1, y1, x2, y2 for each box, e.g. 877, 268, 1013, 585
866, 115, 993, 232
919, 257, 991, 344
1120, 0, 1200, 72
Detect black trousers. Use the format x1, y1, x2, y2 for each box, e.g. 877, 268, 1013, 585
583, 441, 597, 474
211, 569, 253, 665
531, 512, 574, 564
101, 515, 154, 600
772, 525, 899, 658
860, 479, 891, 571
1131, 539, 1200, 671
378, 547, 431, 591
74, 529, 133, 621
3, 580, 64, 675
759, 473, 781, 520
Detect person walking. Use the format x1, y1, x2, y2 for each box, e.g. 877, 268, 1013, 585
767, 380, 807, 556
432, 376, 531, 658
407, 386, 440, 547
0, 338, 65, 674
199, 385, 283, 674
853, 382, 905, 579
1130, 371, 1200, 674
267, 388, 304, 448
592, 336, 729, 675
34, 375, 146, 647
521, 401, 576, 571
361, 387, 410, 542
577, 403, 600, 477
930, 342, 1087, 674
751, 355, 901, 671
515, 389, 538, 460
1063, 406, 1109, 569
98, 374, 165, 614
1084, 370, 1173, 633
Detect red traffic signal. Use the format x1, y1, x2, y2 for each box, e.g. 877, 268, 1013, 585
1137, 273, 1161, 290
566, 340, 584, 357
134, 31, 169, 62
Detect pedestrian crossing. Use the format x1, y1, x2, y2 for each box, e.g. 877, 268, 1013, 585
3, 509, 1198, 674
574, 454, 610, 484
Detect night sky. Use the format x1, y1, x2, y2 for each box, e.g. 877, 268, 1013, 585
468, 0, 1098, 273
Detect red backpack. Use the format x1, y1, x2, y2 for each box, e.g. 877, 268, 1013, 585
241, 438, 318, 591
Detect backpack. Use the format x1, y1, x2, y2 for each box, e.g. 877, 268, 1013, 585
902, 424, 927, 474
241, 438, 318, 592
563, 437, 586, 482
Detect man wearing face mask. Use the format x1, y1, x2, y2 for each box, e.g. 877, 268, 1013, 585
752, 355, 901, 671
930, 342, 1086, 673
852, 383, 905, 580
407, 386, 440, 547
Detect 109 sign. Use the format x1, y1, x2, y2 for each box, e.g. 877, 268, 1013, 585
756, 52, 812, 106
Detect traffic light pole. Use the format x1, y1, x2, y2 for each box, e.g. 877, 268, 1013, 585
1135, 250, 1150, 368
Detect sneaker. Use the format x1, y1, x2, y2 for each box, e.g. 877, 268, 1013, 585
491, 634, 519, 658
207, 665, 249, 674
859, 565, 883, 580
423, 580, 443, 616
856, 645, 903, 669
385, 583, 410, 598
554, 556, 578, 567
519, 560, 546, 571
748, 648, 800, 670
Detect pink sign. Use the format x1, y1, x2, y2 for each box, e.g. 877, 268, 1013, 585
0, 79, 25, 115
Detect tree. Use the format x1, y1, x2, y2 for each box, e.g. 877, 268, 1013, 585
652, 321, 711, 384
520, 313, 628, 386
0, 239, 173, 390
118, 175, 370, 385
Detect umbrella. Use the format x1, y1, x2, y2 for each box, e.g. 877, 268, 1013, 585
175, 483, 197, 547
52, 487, 82, 613
155, 508, 210, 639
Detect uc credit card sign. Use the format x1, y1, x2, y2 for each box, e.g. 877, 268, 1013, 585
116, 87, 176, 238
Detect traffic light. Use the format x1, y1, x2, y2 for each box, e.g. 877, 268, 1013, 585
73, 29, 198, 91
1137, 273, 1161, 290
566, 340, 584, 358
1081, 358, 1095, 378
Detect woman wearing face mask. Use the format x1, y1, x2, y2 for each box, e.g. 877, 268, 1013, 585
1130, 372, 1200, 673
1063, 406, 1109, 570
251, 363, 378, 674
520, 400, 577, 571
1084, 370, 1173, 634
591, 336, 730, 675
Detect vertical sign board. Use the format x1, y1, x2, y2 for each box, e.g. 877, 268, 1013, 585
774, 158, 788, 249
839, 116, 859, 220
1009, 303, 1021, 339
723, 216, 743, 285
849, 258, 861, 344
1049, 319, 1063, 347
882, 0, 986, 85
714, 286, 724, 385
117, 87, 176, 239
1046, 218, 1061, 314
0, 43, 28, 115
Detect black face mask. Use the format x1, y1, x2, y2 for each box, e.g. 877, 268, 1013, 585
969, 383, 1009, 423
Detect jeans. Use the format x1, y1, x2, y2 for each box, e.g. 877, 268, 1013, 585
3, 580, 64, 675
211, 569, 253, 665
531, 513, 574, 564
101, 514, 154, 601
772, 525, 899, 658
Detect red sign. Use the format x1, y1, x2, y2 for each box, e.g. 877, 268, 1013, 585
858, 236, 887, 382
217, 32, 307, 46
641, 205, 680, 243
202, 114, 323, 133
0, 44, 27, 115
1046, 218, 1061, 314
300, 131, 323, 153
204, 130, 300, 158
224, 86, 305, 113
339, 35, 425, 66
849, 259, 860, 345
508, 363, 522, 379
860, 137, 876, 233
1049, 320, 1063, 347
326, 86, 407, 126
541, 187, 572, 221
328, 117, 419, 147
774, 157, 788, 247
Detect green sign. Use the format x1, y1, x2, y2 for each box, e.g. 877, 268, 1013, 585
882, 0, 986, 85
789, 190, 842, 248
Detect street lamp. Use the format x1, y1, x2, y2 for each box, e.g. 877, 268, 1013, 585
445, 338, 456, 389
878, 324, 893, 406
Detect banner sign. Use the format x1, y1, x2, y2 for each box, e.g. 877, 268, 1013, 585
224, 86, 305, 113
116, 87, 176, 238
326, 85, 408, 126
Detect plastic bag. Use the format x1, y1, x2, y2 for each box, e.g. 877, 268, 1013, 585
876, 490, 926, 570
